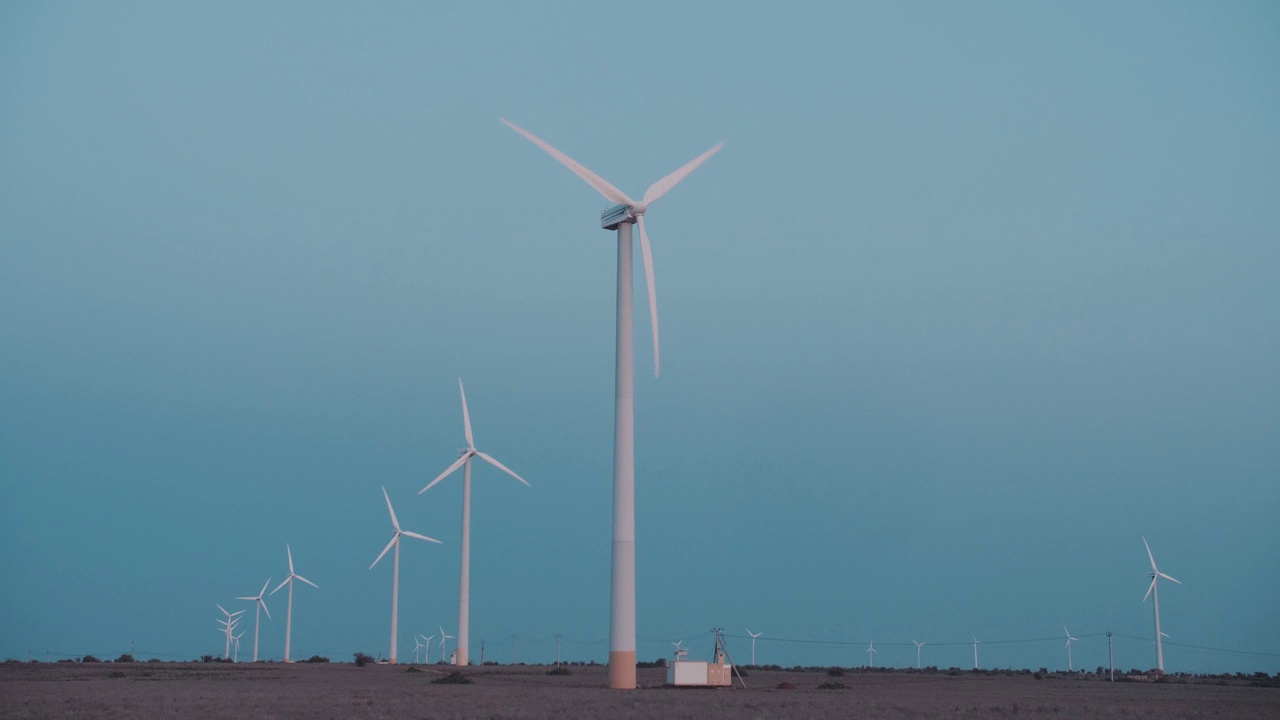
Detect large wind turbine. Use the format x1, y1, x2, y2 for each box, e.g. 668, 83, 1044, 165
371, 487, 441, 664
236, 578, 272, 662
420, 378, 527, 665
502, 118, 723, 689
1064, 627, 1079, 671
1143, 537, 1181, 672
216, 604, 244, 660
270, 544, 318, 662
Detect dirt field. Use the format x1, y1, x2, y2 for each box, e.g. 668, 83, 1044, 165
2, 662, 1276, 719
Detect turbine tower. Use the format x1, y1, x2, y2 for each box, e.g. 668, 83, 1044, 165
420, 378, 528, 665
502, 119, 723, 689
370, 487, 441, 664
746, 629, 762, 666
236, 578, 272, 662
866, 640, 877, 668
1143, 537, 1181, 672
270, 544, 318, 663
972, 634, 980, 670
1064, 627, 1079, 672
913, 640, 925, 669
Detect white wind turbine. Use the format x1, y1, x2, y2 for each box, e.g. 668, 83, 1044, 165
216, 605, 244, 660
413, 636, 426, 664
866, 640, 877, 668
236, 578, 272, 662
912, 640, 925, 669
422, 633, 437, 664
438, 626, 454, 663
270, 544, 318, 663
1064, 627, 1079, 671
972, 634, 980, 669
746, 629, 762, 666
232, 631, 244, 663
503, 118, 723, 690
370, 487, 442, 664
1143, 537, 1181, 672
420, 378, 528, 666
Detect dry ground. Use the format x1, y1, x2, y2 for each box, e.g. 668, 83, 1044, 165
2, 662, 1276, 719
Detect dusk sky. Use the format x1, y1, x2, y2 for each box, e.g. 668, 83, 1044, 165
2, 2, 1277, 674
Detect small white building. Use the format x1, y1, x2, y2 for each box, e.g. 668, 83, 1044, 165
666, 644, 732, 687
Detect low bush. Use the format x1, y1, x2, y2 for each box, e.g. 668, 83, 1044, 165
304, 655, 330, 663
817, 681, 847, 690
546, 665, 572, 676
433, 671, 472, 684
827, 667, 845, 677
115, 653, 135, 663
81, 655, 101, 663
636, 658, 667, 669
353, 652, 375, 667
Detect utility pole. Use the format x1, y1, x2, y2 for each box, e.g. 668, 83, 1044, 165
1107, 632, 1114, 682
480, 639, 485, 666
555, 634, 562, 667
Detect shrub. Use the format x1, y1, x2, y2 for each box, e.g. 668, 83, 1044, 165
147, 658, 162, 663
353, 652, 375, 667
1033, 672, 1043, 680
827, 666, 845, 677
636, 658, 667, 668
304, 655, 330, 663
546, 665, 572, 676
817, 681, 846, 690
115, 653, 135, 663
433, 670, 472, 684
405, 666, 422, 673
81, 655, 101, 663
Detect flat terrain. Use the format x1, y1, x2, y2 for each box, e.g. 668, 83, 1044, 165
2, 662, 1276, 719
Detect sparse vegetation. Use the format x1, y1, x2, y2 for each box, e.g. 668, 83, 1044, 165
826, 666, 845, 677
817, 680, 846, 690
115, 653, 135, 663
304, 655, 330, 663
432, 670, 472, 684
353, 652, 375, 667
546, 665, 572, 676
81, 655, 100, 663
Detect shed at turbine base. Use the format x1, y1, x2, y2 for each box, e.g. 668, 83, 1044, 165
666, 660, 732, 687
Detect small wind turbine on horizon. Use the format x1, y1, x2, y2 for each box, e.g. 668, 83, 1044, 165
746, 629, 762, 666
866, 640, 877, 668
422, 633, 437, 664
913, 640, 925, 669
438, 626, 454, 664
413, 636, 426, 664
1143, 537, 1181, 672
420, 378, 528, 666
270, 544, 318, 663
370, 487, 441, 664
503, 118, 723, 689
1064, 627, 1079, 671
232, 631, 244, 663
236, 578, 272, 662
972, 634, 980, 670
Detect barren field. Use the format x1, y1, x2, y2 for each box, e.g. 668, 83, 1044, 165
2, 662, 1277, 719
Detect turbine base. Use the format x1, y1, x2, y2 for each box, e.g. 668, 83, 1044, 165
608, 651, 636, 689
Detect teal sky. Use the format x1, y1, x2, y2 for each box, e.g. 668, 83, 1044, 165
2, 1, 1277, 673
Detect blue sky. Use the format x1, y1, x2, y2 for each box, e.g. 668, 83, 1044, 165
2, 1, 1277, 673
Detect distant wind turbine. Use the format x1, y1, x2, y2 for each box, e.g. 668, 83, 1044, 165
270, 544, 318, 663
913, 640, 925, 669
216, 604, 244, 660
422, 633, 437, 664
236, 578, 272, 662
1064, 627, 1079, 672
438, 626, 454, 663
232, 631, 244, 663
1143, 537, 1181, 672
503, 118, 723, 689
413, 636, 426, 664
972, 634, 980, 670
746, 629, 762, 666
420, 378, 528, 666
866, 640, 877, 668
370, 487, 441, 664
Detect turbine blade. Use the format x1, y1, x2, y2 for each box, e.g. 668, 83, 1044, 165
636, 214, 660, 378
216, 604, 229, 616
287, 544, 295, 574
1159, 572, 1181, 584
1144, 576, 1156, 602
643, 142, 725, 205
501, 119, 635, 207
236, 596, 255, 601
260, 598, 271, 621
401, 530, 443, 544
382, 486, 400, 530
1143, 537, 1158, 572
270, 577, 290, 595
421, 455, 468, 493
296, 574, 318, 589
370, 536, 397, 569
259, 578, 271, 597
458, 378, 474, 448
476, 451, 529, 486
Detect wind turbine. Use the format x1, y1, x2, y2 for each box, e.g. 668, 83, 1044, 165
237, 578, 272, 662
216, 605, 244, 660
422, 633, 437, 664
1064, 627, 1079, 672
270, 544, 318, 663
502, 118, 723, 690
413, 636, 426, 664
438, 626, 454, 664
420, 378, 528, 666
746, 629, 762, 666
912, 640, 925, 669
1143, 537, 1181, 672
972, 634, 980, 670
866, 640, 877, 668
370, 487, 441, 664
232, 631, 244, 663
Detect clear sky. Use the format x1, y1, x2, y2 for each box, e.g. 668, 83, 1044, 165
2, 1, 1277, 674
